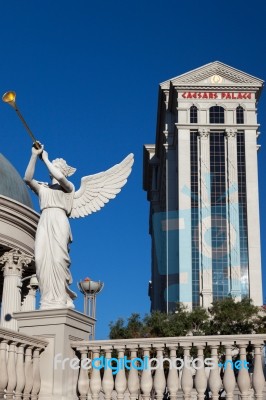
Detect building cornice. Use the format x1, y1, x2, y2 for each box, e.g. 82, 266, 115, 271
170, 85, 261, 90
0, 325, 48, 348
0, 196, 39, 234
71, 333, 266, 349
0, 195, 39, 256
174, 124, 259, 130
160, 61, 264, 88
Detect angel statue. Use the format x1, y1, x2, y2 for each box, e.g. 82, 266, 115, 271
24, 144, 134, 310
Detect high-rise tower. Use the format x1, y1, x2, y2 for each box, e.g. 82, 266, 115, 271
143, 61, 264, 312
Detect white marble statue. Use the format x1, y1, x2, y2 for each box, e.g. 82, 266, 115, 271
24, 144, 134, 310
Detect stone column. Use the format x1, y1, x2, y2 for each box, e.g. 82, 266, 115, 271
163, 128, 180, 311
0, 249, 32, 330
225, 128, 241, 300
177, 128, 192, 308
244, 129, 262, 305
198, 128, 213, 308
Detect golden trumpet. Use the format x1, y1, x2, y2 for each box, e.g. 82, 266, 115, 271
2, 91, 41, 149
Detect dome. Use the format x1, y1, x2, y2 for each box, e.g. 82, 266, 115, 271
0, 154, 33, 208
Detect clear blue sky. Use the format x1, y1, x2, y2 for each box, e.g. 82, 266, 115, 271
0, 1, 265, 338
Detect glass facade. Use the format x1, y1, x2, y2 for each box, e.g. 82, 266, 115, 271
190, 130, 250, 305
210, 131, 229, 300
146, 64, 263, 313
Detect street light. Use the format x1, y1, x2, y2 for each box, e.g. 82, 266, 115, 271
19, 274, 39, 312
77, 278, 104, 339
21, 274, 39, 288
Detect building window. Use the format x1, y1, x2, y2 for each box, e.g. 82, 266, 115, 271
209, 106, 225, 124
210, 132, 228, 300
236, 106, 244, 124
190, 106, 198, 123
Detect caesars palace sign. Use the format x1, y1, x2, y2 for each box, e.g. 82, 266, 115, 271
180, 92, 252, 100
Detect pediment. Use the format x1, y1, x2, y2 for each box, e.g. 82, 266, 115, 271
160, 61, 264, 89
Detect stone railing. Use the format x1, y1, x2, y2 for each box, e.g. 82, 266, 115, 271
0, 326, 48, 400
71, 334, 266, 400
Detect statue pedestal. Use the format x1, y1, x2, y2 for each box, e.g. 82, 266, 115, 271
14, 308, 95, 400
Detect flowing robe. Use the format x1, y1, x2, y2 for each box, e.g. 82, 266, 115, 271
35, 183, 75, 310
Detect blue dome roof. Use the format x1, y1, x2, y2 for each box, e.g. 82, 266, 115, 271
0, 154, 33, 208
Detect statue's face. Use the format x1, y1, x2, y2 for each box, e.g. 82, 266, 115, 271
51, 158, 76, 178
52, 162, 67, 177
50, 164, 62, 182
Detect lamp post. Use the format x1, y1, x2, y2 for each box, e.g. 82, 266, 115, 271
77, 278, 104, 339
20, 274, 39, 311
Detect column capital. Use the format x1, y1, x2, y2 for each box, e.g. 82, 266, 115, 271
0, 249, 32, 277
198, 128, 210, 138
225, 128, 237, 138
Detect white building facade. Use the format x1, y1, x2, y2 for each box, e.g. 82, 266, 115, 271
143, 61, 264, 312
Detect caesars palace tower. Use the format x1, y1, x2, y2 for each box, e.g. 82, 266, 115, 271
143, 61, 264, 312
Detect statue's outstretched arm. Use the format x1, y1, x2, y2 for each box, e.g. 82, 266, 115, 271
41, 150, 73, 193
24, 145, 43, 195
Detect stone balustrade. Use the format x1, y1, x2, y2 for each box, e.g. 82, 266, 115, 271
0, 326, 48, 400
71, 334, 266, 400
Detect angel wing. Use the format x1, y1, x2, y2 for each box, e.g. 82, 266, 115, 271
69, 153, 134, 219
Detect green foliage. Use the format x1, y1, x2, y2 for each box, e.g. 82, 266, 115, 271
206, 297, 259, 335
144, 305, 190, 337
109, 298, 266, 339
109, 313, 143, 339
254, 314, 266, 333
187, 306, 210, 335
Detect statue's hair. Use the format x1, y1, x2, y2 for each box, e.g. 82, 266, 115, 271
52, 158, 77, 177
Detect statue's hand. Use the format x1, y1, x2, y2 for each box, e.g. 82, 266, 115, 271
32, 142, 43, 156
42, 150, 49, 161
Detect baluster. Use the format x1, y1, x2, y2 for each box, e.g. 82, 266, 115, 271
154, 345, 166, 400
102, 347, 114, 400
252, 343, 265, 400
208, 344, 222, 400
0, 340, 8, 399
127, 348, 140, 400
31, 348, 41, 400
77, 347, 90, 400
181, 346, 193, 400
140, 346, 153, 400
15, 344, 26, 400
194, 345, 207, 400
6, 341, 17, 400
115, 347, 127, 400
23, 346, 34, 400
167, 346, 179, 400
87, 350, 92, 400
237, 344, 250, 400
90, 348, 102, 400
222, 344, 236, 400
87, 386, 92, 400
